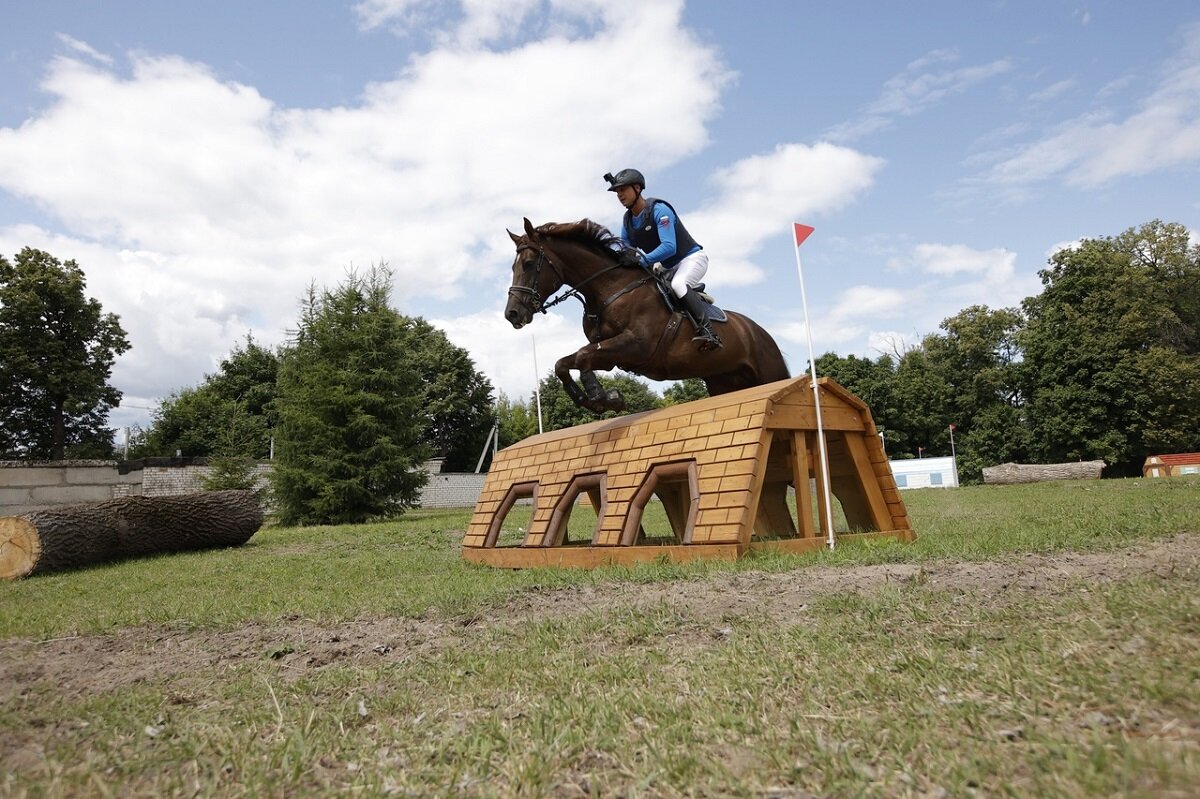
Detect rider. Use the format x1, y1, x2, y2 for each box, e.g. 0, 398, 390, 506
604, 168, 721, 349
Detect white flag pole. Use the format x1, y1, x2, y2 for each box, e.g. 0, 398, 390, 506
792, 224, 836, 550
531, 330, 544, 434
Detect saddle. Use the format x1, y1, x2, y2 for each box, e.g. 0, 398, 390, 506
648, 266, 727, 323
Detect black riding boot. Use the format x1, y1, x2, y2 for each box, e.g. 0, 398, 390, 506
679, 289, 722, 349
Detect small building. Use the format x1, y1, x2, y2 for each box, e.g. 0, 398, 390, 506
1143, 453, 1200, 478
889, 456, 958, 489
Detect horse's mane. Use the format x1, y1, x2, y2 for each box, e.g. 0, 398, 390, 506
535, 219, 630, 263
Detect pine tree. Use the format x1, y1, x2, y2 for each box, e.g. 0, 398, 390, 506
270, 267, 428, 524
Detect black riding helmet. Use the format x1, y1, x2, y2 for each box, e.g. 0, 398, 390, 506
604, 168, 645, 191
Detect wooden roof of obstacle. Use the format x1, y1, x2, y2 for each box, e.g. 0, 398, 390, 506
463, 376, 913, 568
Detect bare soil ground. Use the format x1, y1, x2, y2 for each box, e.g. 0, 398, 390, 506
3, 533, 1197, 706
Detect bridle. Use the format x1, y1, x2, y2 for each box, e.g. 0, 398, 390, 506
508, 241, 639, 317
507, 243, 568, 314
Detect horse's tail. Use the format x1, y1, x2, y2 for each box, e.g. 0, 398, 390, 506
746, 317, 790, 382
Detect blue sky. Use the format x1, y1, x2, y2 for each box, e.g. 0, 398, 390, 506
2, 1, 1198, 437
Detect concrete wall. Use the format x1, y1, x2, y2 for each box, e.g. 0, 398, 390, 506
0, 461, 144, 516
0, 459, 487, 515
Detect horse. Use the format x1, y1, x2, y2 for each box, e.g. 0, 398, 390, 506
504, 217, 790, 413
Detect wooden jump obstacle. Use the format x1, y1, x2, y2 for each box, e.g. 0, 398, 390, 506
462, 377, 914, 568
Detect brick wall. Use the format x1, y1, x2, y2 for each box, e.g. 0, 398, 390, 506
417, 471, 488, 509
142, 464, 273, 497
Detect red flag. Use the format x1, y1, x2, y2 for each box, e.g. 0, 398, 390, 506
793, 223, 815, 248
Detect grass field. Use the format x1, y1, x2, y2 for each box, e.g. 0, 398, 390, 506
2, 477, 1197, 797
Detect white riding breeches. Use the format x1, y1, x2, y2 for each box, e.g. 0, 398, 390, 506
669, 250, 708, 298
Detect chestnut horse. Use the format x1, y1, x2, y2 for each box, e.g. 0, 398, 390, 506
505, 218, 789, 413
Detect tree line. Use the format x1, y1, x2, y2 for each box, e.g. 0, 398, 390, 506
2, 220, 1197, 521
816, 220, 1200, 479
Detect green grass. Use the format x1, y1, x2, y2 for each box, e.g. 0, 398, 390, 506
2, 477, 1198, 797
2, 477, 1195, 640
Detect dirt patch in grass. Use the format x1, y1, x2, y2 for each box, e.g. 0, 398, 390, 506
2, 533, 1197, 707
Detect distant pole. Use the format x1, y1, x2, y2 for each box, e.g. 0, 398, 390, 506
792, 223, 836, 551
948, 423, 959, 486
531, 331, 544, 434
475, 421, 498, 474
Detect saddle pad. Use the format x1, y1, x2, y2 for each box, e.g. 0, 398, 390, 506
702, 303, 728, 324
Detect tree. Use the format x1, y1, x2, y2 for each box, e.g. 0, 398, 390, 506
141, 335, 279, 459
495, 392, 539, 449
1020, 221, 1200, 474
663, 378, 708, 405
814, 351, 907, 456
889, 346, 953, 460
270, 268, 428, 525
399, 318, 495, 471
921, 306, 1028, 481
0, 248, 130, 459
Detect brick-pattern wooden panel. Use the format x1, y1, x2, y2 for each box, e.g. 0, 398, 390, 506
463, 377, 912, 567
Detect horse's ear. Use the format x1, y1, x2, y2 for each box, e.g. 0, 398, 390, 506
507, 229, 522, 246
523, 217, 538, 240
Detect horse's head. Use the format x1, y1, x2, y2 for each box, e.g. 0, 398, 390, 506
504, 217, 564, 329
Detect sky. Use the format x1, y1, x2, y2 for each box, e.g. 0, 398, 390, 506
2, 0, 1198, 440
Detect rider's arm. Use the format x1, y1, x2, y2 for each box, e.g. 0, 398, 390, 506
638, 202, 678, 266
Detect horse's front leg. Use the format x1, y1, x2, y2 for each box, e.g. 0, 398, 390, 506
553, 354, 597, 412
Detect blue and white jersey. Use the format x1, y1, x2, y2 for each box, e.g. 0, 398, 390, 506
620, 197, 701, 269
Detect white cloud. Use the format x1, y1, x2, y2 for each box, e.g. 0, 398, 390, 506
986, 22, 1200, 187
0, 1, 890, 423
54, 34, 114, 66
907, 243, 1016, 282
431, 306, 584, 403
1029, 77, 1076, 104
687, 142, 884, 288
773, 241, 1034, 363
0, 2, 742, 414
826, 49, 1011, 142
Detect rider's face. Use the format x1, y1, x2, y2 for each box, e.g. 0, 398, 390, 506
615, 185, 639, 209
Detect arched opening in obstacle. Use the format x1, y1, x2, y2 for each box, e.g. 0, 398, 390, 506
485, 481, 539, 547
543, 473, 607, 547
621, 460, 699, 546
753, 430, 858, 540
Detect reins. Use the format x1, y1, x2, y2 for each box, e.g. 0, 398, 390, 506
509, 242, 646, 319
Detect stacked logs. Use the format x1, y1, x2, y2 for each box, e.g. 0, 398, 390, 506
0, 490, 263, 580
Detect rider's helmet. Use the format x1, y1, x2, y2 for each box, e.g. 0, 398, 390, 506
604, 169, 645, 191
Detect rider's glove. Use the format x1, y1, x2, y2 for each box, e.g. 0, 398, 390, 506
651, 262, 665, 275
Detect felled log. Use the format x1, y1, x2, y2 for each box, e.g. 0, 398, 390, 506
0, 490, 262, 580
982, 461, 1106, 485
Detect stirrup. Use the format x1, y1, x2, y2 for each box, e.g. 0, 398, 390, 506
692, 327, 722, 349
